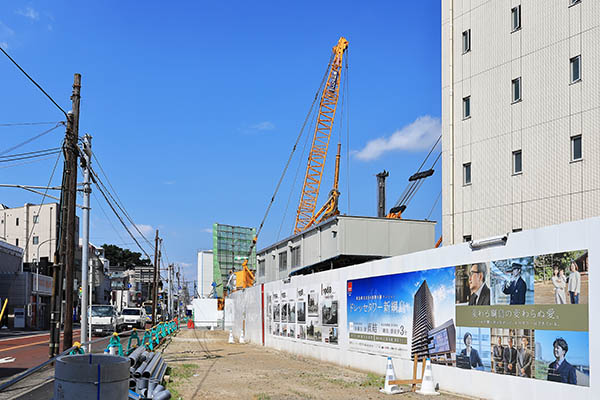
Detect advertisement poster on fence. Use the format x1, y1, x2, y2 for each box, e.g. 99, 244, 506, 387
321, 283, 339, 345
455, 249, 589, 387
347, 267, 456, 361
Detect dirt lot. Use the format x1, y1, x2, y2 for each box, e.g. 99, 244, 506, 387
160, 328, 467, 400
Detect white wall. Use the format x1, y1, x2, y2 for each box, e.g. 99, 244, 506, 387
191, 298, 218, 328
230, 217, 599, 399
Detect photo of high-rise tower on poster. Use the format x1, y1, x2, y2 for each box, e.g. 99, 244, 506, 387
347, 267, 456, 364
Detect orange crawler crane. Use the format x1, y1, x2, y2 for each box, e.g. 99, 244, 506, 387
230, 37, 349, 293
294, 37, 348, 234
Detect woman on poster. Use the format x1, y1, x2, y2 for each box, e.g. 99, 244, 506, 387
551, 268, 567, 304
460, 332, 484, 370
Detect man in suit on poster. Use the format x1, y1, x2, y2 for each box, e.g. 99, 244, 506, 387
468, 263, 490, 305
517, 337, 533, 378
493, 336, 504, 374
503, 337, 518, 375
502, 263, 527, 305
547, 338, 577, 385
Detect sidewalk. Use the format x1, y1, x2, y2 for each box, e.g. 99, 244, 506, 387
161, 328, 467, 400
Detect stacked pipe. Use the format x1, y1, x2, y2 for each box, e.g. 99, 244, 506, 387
128, 350, 171, 399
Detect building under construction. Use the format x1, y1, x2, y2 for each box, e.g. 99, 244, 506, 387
212, 223, 256, 297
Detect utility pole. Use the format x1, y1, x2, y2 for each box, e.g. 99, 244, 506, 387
63, 74, 81, 351
80, 134, 92, 348
167, 264, 173, 320
152, 230, 159, 324
49, 73, 80, 357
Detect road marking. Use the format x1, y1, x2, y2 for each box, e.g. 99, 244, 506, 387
0, 357, 16, 364
0, 329, 81, 344
0, 339, 49, 353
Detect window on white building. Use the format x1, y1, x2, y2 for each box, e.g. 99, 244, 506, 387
511, 5, 521, 32
16, 217, 19, 226
463, 235, 472, 242
33, 215, 39, 223
33, 236, 39, 245
570, 55, 581, 83
463, 96, 471, 119
258, 259, 265, 277
571, 135, 582, 161
513, 150, 522, 174
512, 77, 522, 103
278, 251, 287, 273
462, 29, 471, 53
463, 163, 472, 185
291, 246, 301, 269
15, 238, 19, 246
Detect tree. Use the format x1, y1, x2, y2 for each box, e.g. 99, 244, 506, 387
102, 244, 151, 269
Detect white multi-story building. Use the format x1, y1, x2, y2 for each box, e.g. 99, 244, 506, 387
442, 0, 600, 244
197, 250, 214, 298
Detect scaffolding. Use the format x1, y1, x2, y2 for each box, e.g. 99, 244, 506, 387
212, 223, 256, 297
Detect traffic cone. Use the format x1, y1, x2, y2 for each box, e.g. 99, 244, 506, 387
416, 358, 439, 396
239, 328, 246, 344
228, 329, 235, 344
379, 357, 402, 394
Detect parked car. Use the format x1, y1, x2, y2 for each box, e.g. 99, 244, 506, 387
89, 305, 119, 336
121, 307, 147, 330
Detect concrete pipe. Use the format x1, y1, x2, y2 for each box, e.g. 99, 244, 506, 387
152, 384, 165, 395
156, 363, 168, 382
134, 353, 154, 378
153, 389, 172, 400
54, 354, 129, 400
151, 359, 164, 380
128, 346, 145, 367
136, 377, 149, 392
148, 378, 159, 394
143, 354, 162, 378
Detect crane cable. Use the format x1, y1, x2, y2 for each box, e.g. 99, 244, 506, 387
392, 135, 441, 209
254, 53, 334, 244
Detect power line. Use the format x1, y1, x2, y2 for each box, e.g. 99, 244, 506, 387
89, 165, 153, 261
24, 150, 63, 254
0, 150, 61, 163
0, 121, 63, 127
0, 154, 63, 170
0, 122, 64, 156
90, 151, 155, 252
0, 147, 62, 159
0, 47, 69, 118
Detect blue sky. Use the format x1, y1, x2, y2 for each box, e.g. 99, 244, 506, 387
1, 1, 442, 282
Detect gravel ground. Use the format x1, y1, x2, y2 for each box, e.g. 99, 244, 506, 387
160, 328, 469, 400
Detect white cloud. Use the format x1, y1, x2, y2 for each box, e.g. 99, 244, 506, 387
431, 283, 453, 304
201, 228, 212, 234
16, 7, 39, 21
0, 41, 7, 49
162, 180, 176, 185
133, 224, 154, 237
354, 115, 441, 161
250, 121, 275, 131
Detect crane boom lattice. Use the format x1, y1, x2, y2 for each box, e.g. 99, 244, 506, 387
294, 37, 348, 234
